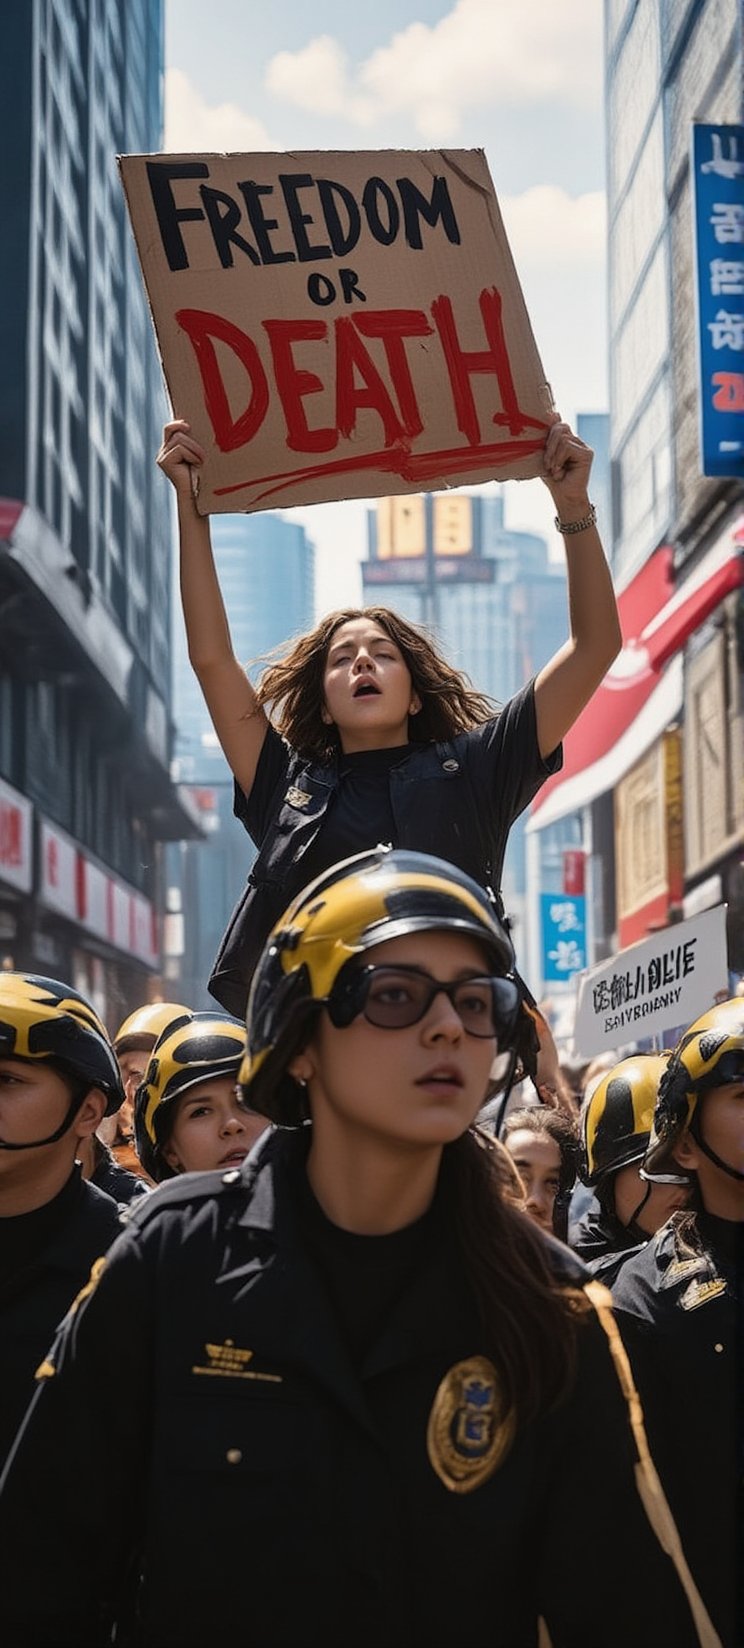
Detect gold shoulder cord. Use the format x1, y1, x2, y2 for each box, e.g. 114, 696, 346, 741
584, 1281, 721, 1648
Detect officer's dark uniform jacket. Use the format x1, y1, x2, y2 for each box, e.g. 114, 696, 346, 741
613, 1210, 743, 1648
571, 1200, 646, 1286
0, 1131, 706, 1648
0, 1165, 122, 1468
210, 678, 560, 1015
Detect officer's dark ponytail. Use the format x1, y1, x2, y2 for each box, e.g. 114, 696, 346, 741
442, 1130, 589, 1425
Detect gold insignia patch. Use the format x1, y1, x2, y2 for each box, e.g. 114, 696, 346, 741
68, 1254, 107, 1318
679, 1277, 727, 1311
285, 786, 312, 809
427, 1355, 515, 1493
192, 1339, 282, 1383
664, 1256, 707, 1283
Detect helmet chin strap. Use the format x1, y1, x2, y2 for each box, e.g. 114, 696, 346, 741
0, 1093, 84, 1151
624, 1179, 653, 1240
691, 1111, 744, 1182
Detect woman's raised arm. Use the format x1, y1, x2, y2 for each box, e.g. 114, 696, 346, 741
157, 420, 269, 798
533, 420, 622, 761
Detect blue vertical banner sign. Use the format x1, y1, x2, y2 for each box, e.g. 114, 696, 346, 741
540, 893, 586, 983
691, 124, 744, 477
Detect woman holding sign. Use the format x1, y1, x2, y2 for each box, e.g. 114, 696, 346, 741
158, 414, 620, 1080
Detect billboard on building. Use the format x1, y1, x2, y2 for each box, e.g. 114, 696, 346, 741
691, 124, 744, 478
120, 148, 553, 512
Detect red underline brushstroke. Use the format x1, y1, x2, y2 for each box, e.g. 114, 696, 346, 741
213, 432, 549, 506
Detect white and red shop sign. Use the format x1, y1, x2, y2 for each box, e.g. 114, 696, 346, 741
0, 777, 33, 894
40, 818, 159, 968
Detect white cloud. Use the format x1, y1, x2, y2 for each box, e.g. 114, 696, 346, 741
164, 67, 280, 153
500, 186, 606, 270
265, 0, 601, 139
266, 37, 377, 126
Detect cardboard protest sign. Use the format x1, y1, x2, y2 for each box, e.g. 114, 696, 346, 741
573, 905, 729, 1059
118, 149, 554, 513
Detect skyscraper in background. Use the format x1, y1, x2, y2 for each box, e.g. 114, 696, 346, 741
167, 511, 315, 1007
527, 2, 744, 1032
362, 489, 568, 959
0, 0, 199, 1027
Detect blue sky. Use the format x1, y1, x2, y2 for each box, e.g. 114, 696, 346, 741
163, 0, 607, 611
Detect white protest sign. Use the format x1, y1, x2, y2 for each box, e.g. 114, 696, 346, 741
573, 904, 729, 1058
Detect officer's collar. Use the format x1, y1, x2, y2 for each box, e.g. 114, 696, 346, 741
234, 1126, 307, 1238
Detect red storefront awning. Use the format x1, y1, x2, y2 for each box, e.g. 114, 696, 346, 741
528, 531, 744, 833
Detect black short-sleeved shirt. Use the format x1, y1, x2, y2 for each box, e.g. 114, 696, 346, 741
210, 679, 562, 1013
237, 678, 559, 884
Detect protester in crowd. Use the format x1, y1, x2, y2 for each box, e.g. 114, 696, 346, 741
502, 1105, 579, 1240
77, 1128, 149, 1208
567, 1048, 638, 1239
613, 1000, 744, 1648
133, 1011, 267, 1182
0, 974, 124, 1467
157, 416, 621, 1085
579, 1050, 618, 1100
0, 852, 714, 1647
101, 1001, 190, 1179
559, 1050, 590, 1108
571, 1053, 691, 1285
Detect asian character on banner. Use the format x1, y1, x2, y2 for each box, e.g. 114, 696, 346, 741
710, 203, 744, 243
710, 258, 744, 295
549, 901, 581, 934
712, 370, 744, 409
547, 939, 584, 975
592, 979, 611, 1014
701, 131, 744, 179
707, 310, 744, 349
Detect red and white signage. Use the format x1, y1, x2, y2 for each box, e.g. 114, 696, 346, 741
40, 821, 78, 919
39, 817, 159, 967
0, 777, 33, 894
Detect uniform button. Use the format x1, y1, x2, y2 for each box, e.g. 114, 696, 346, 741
442, 759, 459, 772
222, 1169, 241, 1185
226, 1448, 242, 1465
714, 1343, 724, 1353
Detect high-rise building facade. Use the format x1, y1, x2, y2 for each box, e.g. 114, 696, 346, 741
167, 511, 315, 1009
362, 489, 568, 962
527, 3, 744, 1023
0, 0, 199, 1027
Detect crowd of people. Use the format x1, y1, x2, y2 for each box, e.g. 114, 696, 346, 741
0, 416, 740, 1646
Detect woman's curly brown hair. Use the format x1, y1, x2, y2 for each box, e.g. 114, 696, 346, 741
253, 606, 497, 760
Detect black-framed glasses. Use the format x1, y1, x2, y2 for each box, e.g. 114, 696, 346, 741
327, 965, 520, 1041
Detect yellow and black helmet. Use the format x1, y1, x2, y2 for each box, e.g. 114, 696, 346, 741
114, 1001, 190, 1054
644, 998, 744, 1178
239, 847, 517, 1127
0, 973, 124, 1121
134, 1011, 247, 1181
579, 1053, 669, 1187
